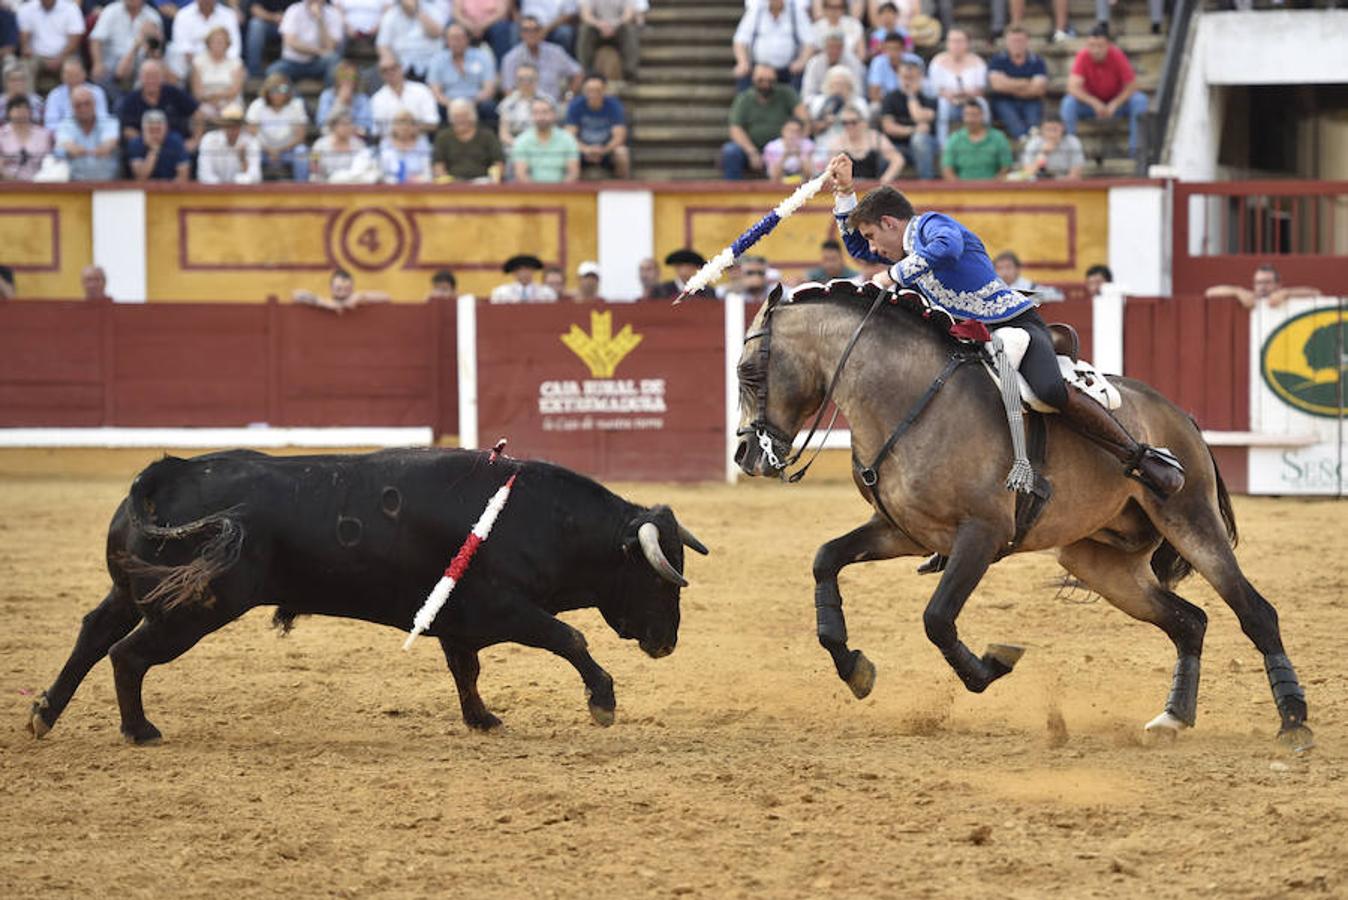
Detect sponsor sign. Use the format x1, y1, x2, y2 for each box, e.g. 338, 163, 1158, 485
475, 302, 726, 481
1247, 299, 1345, 496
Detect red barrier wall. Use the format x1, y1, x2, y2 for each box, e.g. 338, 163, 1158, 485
0, 298, 457, 433
474, 301, 725, 482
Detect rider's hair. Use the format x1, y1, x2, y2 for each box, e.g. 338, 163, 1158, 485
847, 186, 916, 231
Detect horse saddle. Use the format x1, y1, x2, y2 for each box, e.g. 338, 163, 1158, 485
987, 323, 1122, 414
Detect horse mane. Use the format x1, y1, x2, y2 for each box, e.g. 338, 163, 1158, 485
779, 281, 958, 347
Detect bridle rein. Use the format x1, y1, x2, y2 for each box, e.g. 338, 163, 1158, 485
737, 284, 892, 482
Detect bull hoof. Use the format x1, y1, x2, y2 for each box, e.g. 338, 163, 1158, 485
1143, 710, 1188, 739
26, 693, 52, 739
1277, 724, 1314, 754
589, 702, 616, 728
847, 651, 877, 700
121, 722, 162, 746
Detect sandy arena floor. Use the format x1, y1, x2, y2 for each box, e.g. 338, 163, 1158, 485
1, 448, 1345, 898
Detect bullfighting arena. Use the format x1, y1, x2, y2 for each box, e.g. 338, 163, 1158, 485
2, 447, 1345, 898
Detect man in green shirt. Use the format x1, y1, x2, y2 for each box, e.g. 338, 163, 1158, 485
941, 100, 1013, 181
511, 97, 580, 183
721, 63, 808, 180
433, 98, 505, 182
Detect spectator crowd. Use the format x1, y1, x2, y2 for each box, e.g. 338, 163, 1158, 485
0, 0, 643, 182
722, 0, 1155, 183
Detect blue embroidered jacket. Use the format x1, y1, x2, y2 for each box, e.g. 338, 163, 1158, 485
834, 195, 1034, 324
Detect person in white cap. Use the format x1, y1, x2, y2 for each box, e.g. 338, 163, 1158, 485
575, 261, 601, 301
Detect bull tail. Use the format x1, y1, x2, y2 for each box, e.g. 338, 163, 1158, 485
122, 458, 246, 611
1149, 429, 1238, 590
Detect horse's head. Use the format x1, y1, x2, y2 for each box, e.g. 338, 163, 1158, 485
733, 283, 832, 477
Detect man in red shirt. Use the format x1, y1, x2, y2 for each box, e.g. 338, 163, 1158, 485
1060, 23, 1149, 156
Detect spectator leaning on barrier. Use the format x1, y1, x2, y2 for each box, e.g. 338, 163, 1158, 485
427, 23, 498, 125
44, 58, 108, 128
426, 268, 457, 301
246, 73, 310, 181
379, 108, 433, 182
54, 85, 119, 180
543, 264, 568, 299
762, 116, 814, 182
197, 103, 262, 184
1, 61, 42, 121
192, 26, 246, 122
246, 0, 291, 80
928, 27, 988, 145
804, 238, 857, 283
166, 0, 240, 84
721, 63, 806, 181
502, 15, 583, 103
119, 59, 201, 148
0, 94, 50, 180
511, 95, 579, 183
1206, 264, 1322, 310
89, 0, 163, 96
1019, 114, 1083, 179
310, 110, 374, 181
377, 0, 450, 81
985, 25, 1046, 140
497, 61, 545, 152
812, 0, 864, 60
371, 56, 440, 135
941, 98, 1012, 181
878, 55, 936, 180
732, 0, 813, 92
800, 29, 863, 110
491, 253, 559, 303
577, 0, 639, 85
295, 267, 392, 313
1084, 263, 1111, 297
1061, 23, 1148, 156
564, 72, 627, 179
127, 108, 190, 181
575, 260, 601, 301
16, 0, 84, 84
433, 96, 504, 181
272, 0, 345, 86
317, 60, 375, 137
81, 265, 111, 301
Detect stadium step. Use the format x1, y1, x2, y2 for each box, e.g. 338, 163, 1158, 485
629, 105, 729, 125
635, 66, 734, 84
641, 44, 736, 65
630, 145, 722, 167
621, 83, 737, 103
644, 6, 744, 26
631, 124, 729, 144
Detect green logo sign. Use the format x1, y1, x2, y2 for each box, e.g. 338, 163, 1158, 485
1260, 307, 1347, 419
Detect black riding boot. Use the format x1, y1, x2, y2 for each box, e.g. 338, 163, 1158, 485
1060, 387, 1185, 497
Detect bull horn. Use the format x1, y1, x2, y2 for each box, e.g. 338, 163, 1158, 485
678, 524, 709, 556
638, 522, 688, 587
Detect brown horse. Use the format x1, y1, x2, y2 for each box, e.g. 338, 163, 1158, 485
733, 281, 1312, 750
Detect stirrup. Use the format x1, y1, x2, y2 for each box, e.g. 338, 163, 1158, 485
1123, 445, 1185, 498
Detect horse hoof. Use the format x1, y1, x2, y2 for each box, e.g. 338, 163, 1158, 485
1144, 710, 1188, 738
1277, 724, 1314, 754
589, 703, 616, 728
26, 692, 51, 739
847, 651, 877, 700
121, 723, 163, 746
984, 643, 1026, 669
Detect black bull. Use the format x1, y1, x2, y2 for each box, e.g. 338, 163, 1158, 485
27, 448, 708, 743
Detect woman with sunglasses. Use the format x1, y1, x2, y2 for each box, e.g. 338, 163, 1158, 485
826, 108, 903, 184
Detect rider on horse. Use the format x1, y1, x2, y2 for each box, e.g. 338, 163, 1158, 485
821, 153, 1184, 498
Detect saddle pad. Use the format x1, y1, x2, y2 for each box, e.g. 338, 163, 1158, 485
987, 327, 1122, 413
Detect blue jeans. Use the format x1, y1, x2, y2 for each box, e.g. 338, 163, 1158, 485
262, 145, 309, 182
898, 130, 937, 180
990, 96, 1042, 140
246, 18, 281, 78
546, 23, 576, 56
1060, 91, 1149, 155
267, 51, 343, 86
721, 141, 757, 180
484, 19, 517, 66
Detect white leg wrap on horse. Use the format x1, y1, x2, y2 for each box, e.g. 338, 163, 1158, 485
1144, 710, 1189, 734
991, 333, 1036, 493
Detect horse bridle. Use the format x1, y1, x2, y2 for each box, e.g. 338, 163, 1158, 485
737, 284, 892, 482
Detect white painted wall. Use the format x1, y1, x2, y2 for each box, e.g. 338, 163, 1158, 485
1107, 185, 1168, 296
1167, 10, 1348, 179
596, 189, 654, 301
91, 189, 147, 302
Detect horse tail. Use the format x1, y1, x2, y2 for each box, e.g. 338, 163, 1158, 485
121, 457, 247, 611
1149, 428, 1238, 589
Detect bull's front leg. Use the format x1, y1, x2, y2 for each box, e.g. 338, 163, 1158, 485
813, 515, 925, 699
437, 638, 502, 732
490, 603, 618, 727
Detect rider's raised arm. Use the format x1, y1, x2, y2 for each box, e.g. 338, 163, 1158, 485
831, 191, 890, 265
